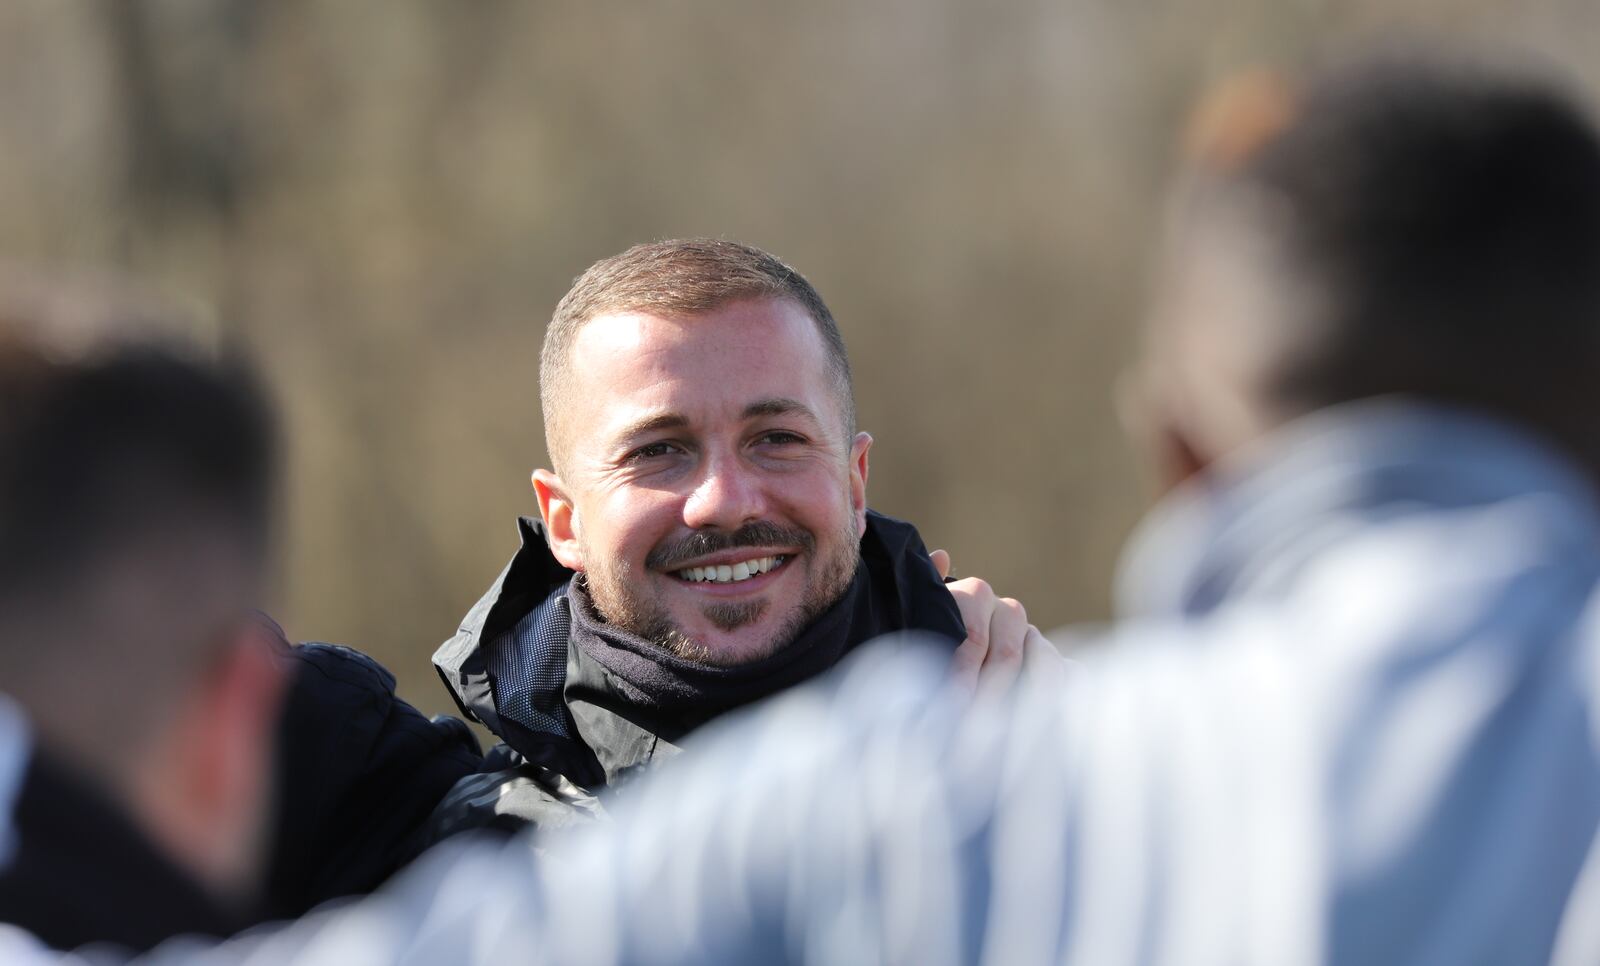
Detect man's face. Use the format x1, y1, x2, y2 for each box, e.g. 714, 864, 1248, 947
536, 297, 870, 666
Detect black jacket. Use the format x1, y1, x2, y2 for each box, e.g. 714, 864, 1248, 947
427, 510, 965, 838
264, 643, 483, 918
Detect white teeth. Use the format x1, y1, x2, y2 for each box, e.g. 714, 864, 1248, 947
677, 555, 788, 584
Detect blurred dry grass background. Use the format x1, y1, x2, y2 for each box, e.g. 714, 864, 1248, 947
2, 1, 1598, 718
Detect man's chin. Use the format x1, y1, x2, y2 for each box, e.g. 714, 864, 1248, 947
666, 608, 793, 667
704, 598, 768, 633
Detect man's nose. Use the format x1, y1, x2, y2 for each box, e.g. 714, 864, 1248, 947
682, 454, 767, 530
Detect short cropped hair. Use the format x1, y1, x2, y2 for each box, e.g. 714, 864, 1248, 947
539, 239, 855, 472
0, 274, 277, 767
1183, 56, 1600, 461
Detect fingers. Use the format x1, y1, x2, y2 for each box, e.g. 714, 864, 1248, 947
946, 575, 995, 698
1021, 625, 1068, 686
949, 635, 986, 698
974, 596, 1029, 698
947, 576, 997, 654
930, 548, 951, 581
945, 575, 1034, 698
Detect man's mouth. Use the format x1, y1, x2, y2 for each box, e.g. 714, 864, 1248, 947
674, 554, 789, 585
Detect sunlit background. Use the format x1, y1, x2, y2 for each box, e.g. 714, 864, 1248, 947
2, 0, 1598, 717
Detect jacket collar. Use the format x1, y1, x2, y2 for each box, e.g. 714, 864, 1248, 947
433, 515, 572, 738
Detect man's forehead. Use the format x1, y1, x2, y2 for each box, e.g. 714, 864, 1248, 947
570, 298, 823, 362
564, 300, 839, 428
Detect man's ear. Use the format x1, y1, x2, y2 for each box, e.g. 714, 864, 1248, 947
849, 432, 872, 537
134, 627, 288, 903
195, 632, 288, 828
532, 469, 586, 571
1152, 423, 1208, 495
1117, 368, 1209, 497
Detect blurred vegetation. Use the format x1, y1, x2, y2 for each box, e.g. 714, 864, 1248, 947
2, 1, 1597, 717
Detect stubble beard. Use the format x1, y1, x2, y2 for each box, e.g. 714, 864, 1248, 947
582, 514, 862, 667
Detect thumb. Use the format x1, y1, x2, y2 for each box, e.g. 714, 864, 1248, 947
930, 549, 951, 580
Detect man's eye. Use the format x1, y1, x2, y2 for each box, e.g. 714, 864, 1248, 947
626, 441, 680, 462
757, 431, 806, 446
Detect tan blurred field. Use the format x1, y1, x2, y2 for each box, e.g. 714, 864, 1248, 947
2, 0, 1597, 718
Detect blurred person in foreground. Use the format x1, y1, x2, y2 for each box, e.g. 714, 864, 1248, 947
0, 285, 290, 950
8, 50, 1600, 966
0, 278, 487, 944
425, 239, 1044, 837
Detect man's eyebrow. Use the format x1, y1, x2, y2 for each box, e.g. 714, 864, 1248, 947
743, 397, 821, 422
613, 411, 689, 443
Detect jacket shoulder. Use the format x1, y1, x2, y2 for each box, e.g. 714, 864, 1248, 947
862, 510, 966, 642
266, 643, 483, 917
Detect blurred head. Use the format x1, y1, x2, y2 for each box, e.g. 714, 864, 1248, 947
535, 239, 869, 666
1133, 55, 1600, 491
0, 272, 283, 906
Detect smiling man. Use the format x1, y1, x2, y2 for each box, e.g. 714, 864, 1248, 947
428, 239, 1026, 834
540, 296, 865, 666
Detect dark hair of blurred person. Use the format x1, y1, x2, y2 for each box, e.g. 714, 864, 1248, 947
0, 277, 286, 952
1136, 54, 1600, 491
